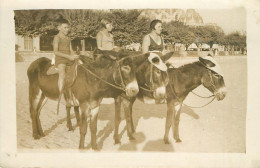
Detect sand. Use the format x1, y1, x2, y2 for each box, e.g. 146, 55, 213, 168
16, 56, 247, 152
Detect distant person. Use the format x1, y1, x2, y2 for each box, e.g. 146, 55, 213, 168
53, 18, 78, 96
142, 19, 167, 56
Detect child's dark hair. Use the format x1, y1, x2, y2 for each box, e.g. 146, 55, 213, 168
56, 18, 69, 27
150, 19, 162, 30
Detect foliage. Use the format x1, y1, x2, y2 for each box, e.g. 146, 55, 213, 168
109, 9, 150, 46
14, 9, 246, 47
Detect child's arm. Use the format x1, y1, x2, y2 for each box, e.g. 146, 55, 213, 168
96, 32, 104, 50
53, 36, 77, 60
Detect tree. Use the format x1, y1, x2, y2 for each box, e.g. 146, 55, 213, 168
109, 9, 150, 46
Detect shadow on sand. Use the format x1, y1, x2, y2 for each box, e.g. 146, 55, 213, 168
43, 114, 77, 136
181, 105, 200, 119
118, 132, 146, 151
143, 139, 174, 152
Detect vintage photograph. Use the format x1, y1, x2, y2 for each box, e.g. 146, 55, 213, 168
14, 8, 247, 153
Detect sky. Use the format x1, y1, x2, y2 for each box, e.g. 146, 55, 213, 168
197, 7, 246, 34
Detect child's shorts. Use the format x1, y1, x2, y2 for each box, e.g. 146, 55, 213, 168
55, 56, 74, 66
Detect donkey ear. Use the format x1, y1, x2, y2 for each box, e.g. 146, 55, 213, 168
161, 52, 174, 62
152, 57, 160, 64
199, 57, 216, 67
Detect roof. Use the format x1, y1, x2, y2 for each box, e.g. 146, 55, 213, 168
188, 43, 197, 49
201, 43, 210, 49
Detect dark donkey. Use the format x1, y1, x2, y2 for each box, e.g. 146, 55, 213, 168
27, 54, 140, 149
113, 52, 173, 144
116, 55, 227, 144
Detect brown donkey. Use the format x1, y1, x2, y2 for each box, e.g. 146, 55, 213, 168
27, 54, 141, 149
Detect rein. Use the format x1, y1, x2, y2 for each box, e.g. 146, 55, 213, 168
79, 59, 127, 92
191, 91, 215, 98
170, 69, 217, 109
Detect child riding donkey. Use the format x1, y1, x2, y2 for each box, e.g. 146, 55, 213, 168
52, 18, 80, 113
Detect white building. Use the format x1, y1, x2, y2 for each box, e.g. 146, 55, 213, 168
187, 43, 197, 51
15, 34, 40, 51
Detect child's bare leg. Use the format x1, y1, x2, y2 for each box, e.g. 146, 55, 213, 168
56, 64, 66, 115
57, 64, 66, 94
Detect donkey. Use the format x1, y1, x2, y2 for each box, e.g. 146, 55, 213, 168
27, 54, 140, 149
115, 55, 227, 144
113, 52, 173, 144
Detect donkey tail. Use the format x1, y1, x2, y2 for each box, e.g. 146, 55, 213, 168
27, 60, 40, 119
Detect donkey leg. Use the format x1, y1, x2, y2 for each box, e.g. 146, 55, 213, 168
164, 100, 175, 144
66, 106, 73, 131
113, 96, 121, 144
29, 82, 42, 139
35, 93, 48, 137
30, 104, 42, 139
79, 103, 88, 149
174, 105, 182, 143
89, 106, 99, 150
74, 106, 80, 126
29, 97, 39, 139
129, 100, 135, 133
122, 99, 135, 141
31, 89, 47, 139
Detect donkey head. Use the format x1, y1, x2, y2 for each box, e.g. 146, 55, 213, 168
199, 56, 227, 101
138, 53, 169, 100
113, 56, 139, 97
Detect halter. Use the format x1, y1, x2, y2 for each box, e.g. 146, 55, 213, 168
140, 61, 169, 97
170, 68, 218, 109
139, 64, 155, 93
205, 69, 218, 94
113, 59, 127, 89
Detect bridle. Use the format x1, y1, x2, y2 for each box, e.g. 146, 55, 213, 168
113, 59, 127, 90
139, 64, 155, 93
139, 61, 169, 98
170, 68, 218, 108
204, 69, 218, 94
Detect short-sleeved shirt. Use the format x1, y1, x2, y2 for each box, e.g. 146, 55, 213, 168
53, 33, 73, 65
97, 31, 114, 51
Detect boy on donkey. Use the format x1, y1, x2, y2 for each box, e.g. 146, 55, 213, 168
53, 18, 79, 113
53, 18, 79, 98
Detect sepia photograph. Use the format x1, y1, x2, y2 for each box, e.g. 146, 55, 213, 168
1, 0, 260, 167
15, 8, 246, 152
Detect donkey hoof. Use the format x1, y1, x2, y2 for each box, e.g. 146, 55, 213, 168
129, 135, 136, 141
92, 144, 98, 150
79, 145, 85, 150
67, 123, 73, 129
114, 139, 121, 145
175, 139, 182, 143
164, 139, 170, 144
33, 134, 41, 140
39, 132, 45, 137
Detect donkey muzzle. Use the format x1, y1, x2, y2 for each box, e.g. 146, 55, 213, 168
215, 87, 227, 101
126, 80, 139, 97
154, 86, 166, 100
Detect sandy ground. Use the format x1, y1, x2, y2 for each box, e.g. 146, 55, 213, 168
16, 56, 247, 152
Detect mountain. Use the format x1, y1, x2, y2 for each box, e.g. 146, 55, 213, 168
139, 9, 204, 26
